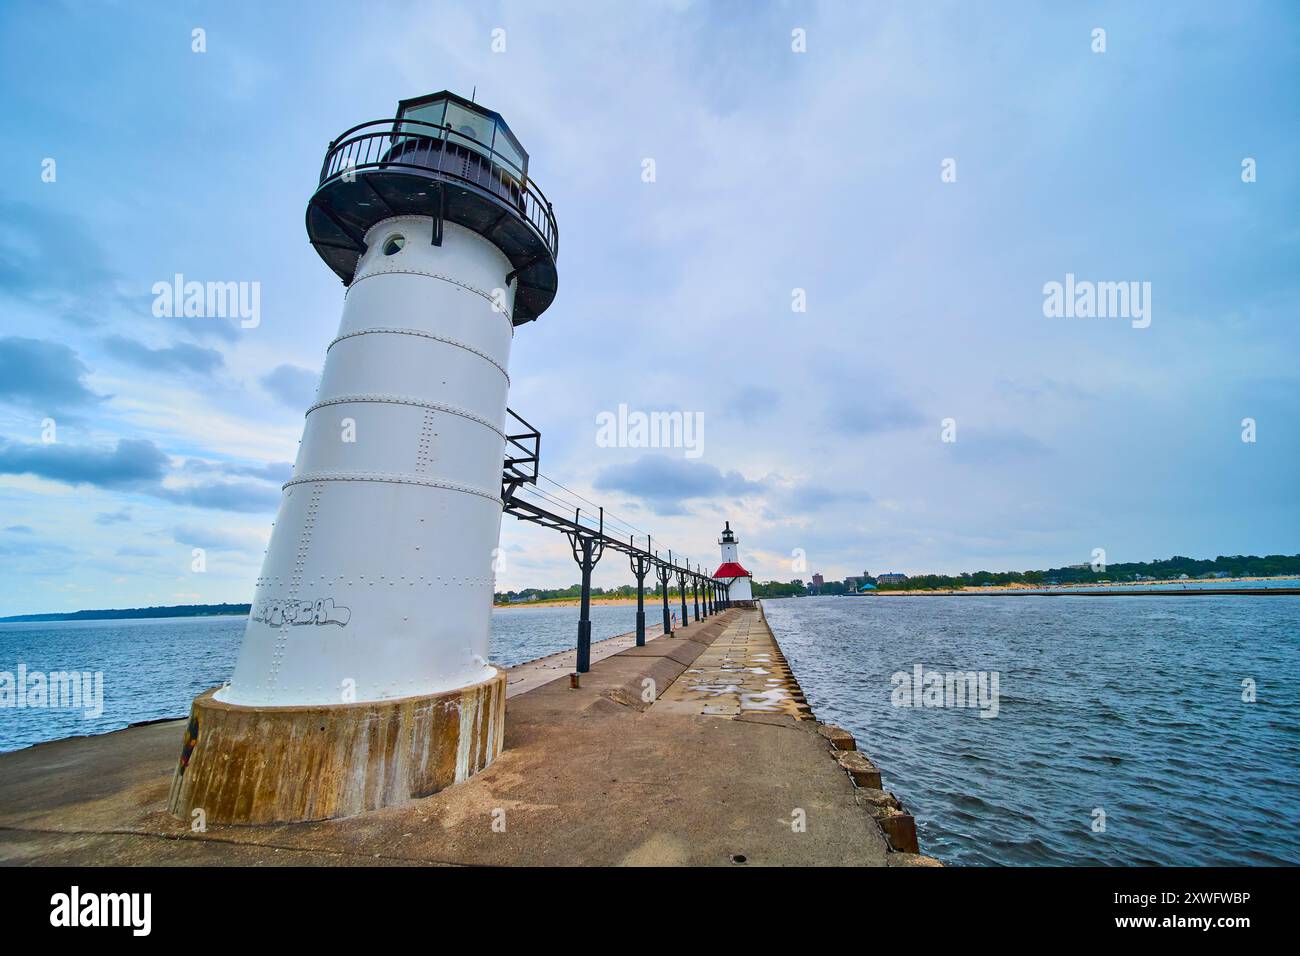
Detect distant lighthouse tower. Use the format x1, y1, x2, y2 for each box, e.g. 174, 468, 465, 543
713, 521, 754, 604
170, 91, 559, 824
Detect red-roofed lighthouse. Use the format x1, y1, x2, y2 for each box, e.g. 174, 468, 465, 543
713, 521, 753, 603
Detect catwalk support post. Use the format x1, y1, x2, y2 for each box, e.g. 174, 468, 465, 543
630, 535, 651, 647
695, 565, 704, 621
568, 508, 606, 673
655, 551, 674, 636
676, 564, 690, 629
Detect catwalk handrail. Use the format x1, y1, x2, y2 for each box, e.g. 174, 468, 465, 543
318, 117, 558, 259
503, 492, 705, 575
500, 408, 710, 580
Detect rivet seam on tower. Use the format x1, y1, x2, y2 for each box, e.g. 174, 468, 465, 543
326, 328, 511, 383
305, 394, 507, 439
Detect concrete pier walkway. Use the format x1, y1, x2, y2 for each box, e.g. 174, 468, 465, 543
0, 608, 902, 866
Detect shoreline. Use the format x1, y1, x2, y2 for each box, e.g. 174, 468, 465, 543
9, 574, 1295, 621
863, 575, 1299, 596
493, 596, 644, 609
866, 587, 1300, 597
3, 599, 650, 623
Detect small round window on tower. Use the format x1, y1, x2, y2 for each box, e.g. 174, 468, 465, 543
382, 234, 406, 256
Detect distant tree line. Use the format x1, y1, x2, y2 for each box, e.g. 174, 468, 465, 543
495, 583, 698, 603
0, 603, 252, 623
499, 553, 1300, 603
751, 580, 807, 597
875, 572, 1041, 591
872, 554, 1300, 591
497, 579, 814, 602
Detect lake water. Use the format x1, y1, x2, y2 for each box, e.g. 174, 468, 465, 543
0, 603, 647, 755
4, 596, 1296, 866
762, 595, 1300, 866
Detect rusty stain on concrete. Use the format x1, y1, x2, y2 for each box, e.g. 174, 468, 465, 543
167, 669, 506, 825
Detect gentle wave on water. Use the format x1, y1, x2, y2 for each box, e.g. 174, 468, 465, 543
762, 595, 1300, 866
0, 604, 648, 754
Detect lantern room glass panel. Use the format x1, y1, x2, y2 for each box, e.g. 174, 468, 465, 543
445, 102, 495, 155
491, 126, 526, 180
398, 97, 446, 135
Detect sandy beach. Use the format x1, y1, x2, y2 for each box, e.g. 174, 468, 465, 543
493, 596, 646, 609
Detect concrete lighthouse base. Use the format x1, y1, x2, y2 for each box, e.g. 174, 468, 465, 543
167, 668, 506, 826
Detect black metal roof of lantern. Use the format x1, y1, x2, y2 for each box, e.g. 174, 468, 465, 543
305, 90, 558, 324
720, 521, 736, 543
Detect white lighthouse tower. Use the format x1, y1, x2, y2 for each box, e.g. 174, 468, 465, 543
713, 521, 754, 604
170, 92, 559, 825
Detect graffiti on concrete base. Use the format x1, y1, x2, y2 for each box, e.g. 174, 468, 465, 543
252, 597, 352, 629
176, 713, 199, 776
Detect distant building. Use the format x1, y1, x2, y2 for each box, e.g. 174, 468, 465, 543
843, 570, 872, 590
877, 572, 908, 584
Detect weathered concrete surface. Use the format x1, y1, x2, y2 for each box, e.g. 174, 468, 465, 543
0, 609, 892, 866
168, 668, 506, 825
653, 610, 812, 719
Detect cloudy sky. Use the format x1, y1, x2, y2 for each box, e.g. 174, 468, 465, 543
1, 1, 1297, 615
